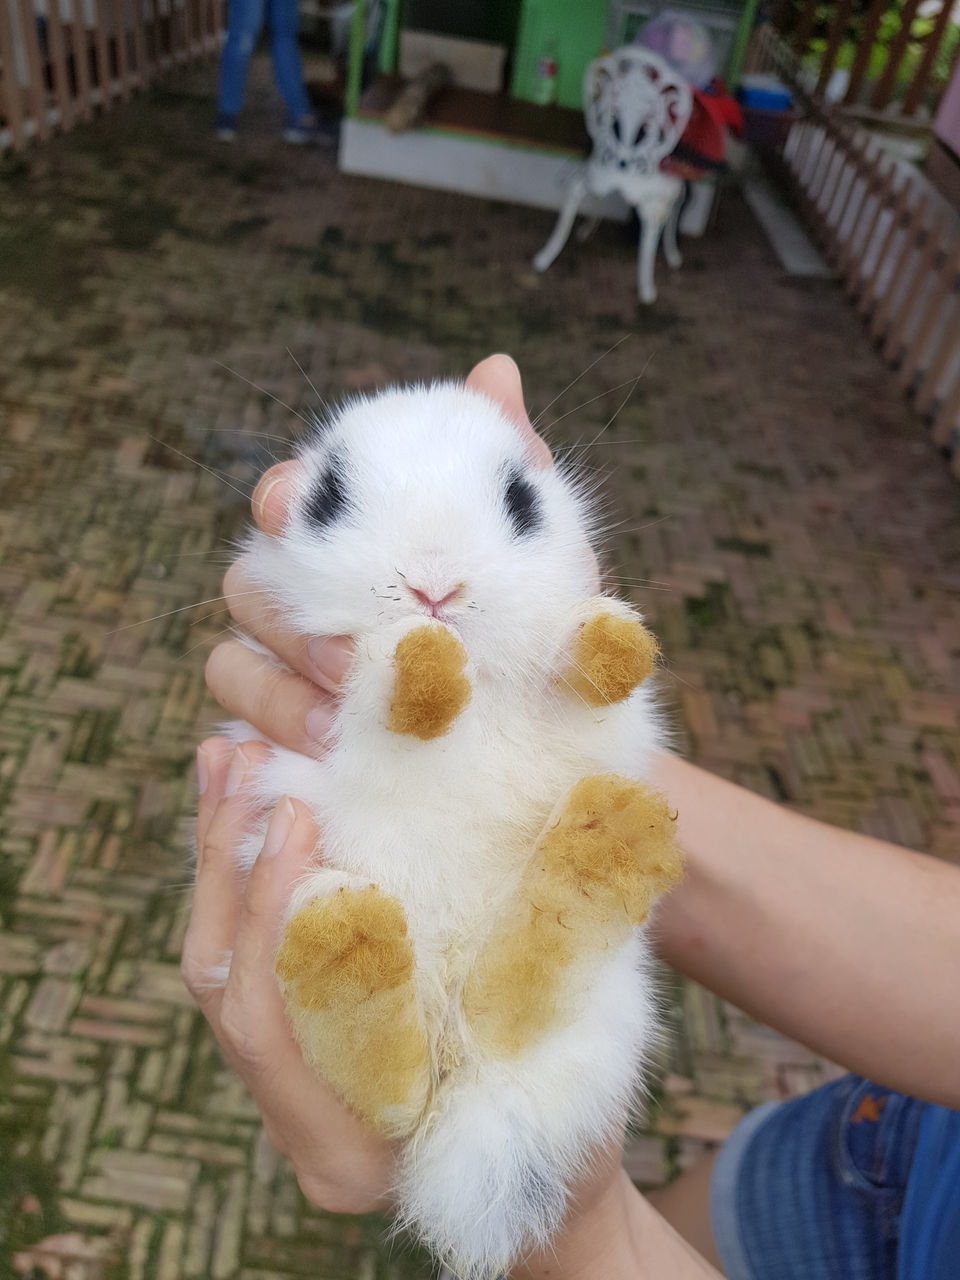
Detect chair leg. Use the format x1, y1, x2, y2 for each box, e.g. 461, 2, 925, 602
636, 209, 664, 304
663, 191, 683, 269
576, 214, 601, 243
533, 176, 588, 273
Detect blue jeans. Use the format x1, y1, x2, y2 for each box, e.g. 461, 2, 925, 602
710, 1074, 958, 1280
217, 0, 311, 124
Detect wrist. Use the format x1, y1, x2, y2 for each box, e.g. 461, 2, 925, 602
511, 1166, 637, 1280
512, 1167, 720, 1280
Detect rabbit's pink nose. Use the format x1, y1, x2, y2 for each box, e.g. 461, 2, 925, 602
409, 584, 464, 615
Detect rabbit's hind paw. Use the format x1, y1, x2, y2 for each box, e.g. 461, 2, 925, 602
276, 885, 430, 1136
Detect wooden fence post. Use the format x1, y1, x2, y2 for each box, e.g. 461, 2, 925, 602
881, 208, 948, 361
869, 192, 929, 342
914, 301, 960, 418
856, 176, 912, 315
69, 0, 93, 121
112, 0, 130, 98
16, 0, 51, 139
0, 0, 27, 147
843, 0, 888, 106
870, 0, 922, 111
45, 0, 74, 130
814, 0, 854, 99
131, 0, 150, 88
896, 235, 960, 394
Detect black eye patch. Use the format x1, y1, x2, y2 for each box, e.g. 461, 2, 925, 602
303, 455, 349, 530
503, 467, 542, 538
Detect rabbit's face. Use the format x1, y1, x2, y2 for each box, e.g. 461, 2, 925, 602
247, 383, 599, 682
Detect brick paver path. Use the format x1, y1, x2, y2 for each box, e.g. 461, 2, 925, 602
1, 58, 958, 1279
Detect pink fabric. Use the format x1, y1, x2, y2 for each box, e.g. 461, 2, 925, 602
934, 59, 960, 155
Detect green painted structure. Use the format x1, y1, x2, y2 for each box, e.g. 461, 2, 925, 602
346, 0, 758, 123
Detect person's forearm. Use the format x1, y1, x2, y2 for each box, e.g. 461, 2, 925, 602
651, 753, 960, 1108
512, 1169, 721, 1280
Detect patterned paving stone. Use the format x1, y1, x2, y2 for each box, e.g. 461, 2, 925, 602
1, 54, 958, 1277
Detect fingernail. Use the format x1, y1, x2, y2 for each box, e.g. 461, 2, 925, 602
305, 702, 334, 747
262, 797, 295, 858
196, 746, 209, 795
224, 745, 253, 797
253, 473, 285, 526
307, 636, 353, 690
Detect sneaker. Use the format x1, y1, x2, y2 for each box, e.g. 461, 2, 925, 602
283, 112, 320, 145
215, 113, 238, 142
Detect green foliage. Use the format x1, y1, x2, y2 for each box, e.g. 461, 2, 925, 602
788, 0, 960, 105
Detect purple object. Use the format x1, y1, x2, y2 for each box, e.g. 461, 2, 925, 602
634, 11, 716, 90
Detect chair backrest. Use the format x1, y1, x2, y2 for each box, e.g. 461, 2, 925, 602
584, 46, 693, 178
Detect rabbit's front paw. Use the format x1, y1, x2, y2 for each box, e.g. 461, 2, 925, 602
560, 600, 658, 707
276, 885, 430, 1136
387, 622, 471, 740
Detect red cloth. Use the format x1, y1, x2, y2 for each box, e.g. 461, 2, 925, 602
663, 78, 744, 179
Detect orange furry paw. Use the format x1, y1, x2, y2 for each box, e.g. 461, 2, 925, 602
276, 885, 414, 1009
387, 624, 471, 740
276, 886, 430, 1135
539, 775, 683, 925
462, 775, 683, 1059
563, 613, 658, 706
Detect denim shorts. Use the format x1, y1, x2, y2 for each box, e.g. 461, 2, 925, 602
710, 1075, 926, 1280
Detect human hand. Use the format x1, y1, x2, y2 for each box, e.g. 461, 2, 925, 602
181, 736, 397, 1213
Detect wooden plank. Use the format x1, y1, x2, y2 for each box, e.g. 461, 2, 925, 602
901, 0, 955, 116
824, 136, 870, 264
791, 0, 817, 56
942, 371, 960, 450
815, 0, 854, 99
843, 0, 887, 105
869, 192, 929, 342
882, 207, 948, 359
170, 0, 184, 62
931, 368, 960, 448
44, 0, 74, 130
129, 0, 150, 88
199, 0, 212, 49
90, 0, 114, 107
809, 133, 839, 210
111, 0, 130, 98
184, 0, 196, 55
0, 0, 27, 148
856, 175, 913, 316
17, 0, 51, 139
896, 235, 960, 394
142, 0, 156, 68
839, 155, 894, 290
69, 0, 93, 121
915, 297, 960, 417
772, 0, 792, 35
885, 209, 957, 360
870, 0, 921, 111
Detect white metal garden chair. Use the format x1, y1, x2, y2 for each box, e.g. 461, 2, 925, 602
533, 46, 693, 304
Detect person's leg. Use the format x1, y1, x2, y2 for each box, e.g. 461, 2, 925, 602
266, 0, 311, 125
658, 1076, 926, 1280
217, 0, 267, 123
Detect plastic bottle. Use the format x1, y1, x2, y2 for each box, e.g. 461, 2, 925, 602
533, 36, 558, 106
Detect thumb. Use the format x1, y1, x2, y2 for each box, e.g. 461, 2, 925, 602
251, 461, 302, 535
218, 798, 319, 1057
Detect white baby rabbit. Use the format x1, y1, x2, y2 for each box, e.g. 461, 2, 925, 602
220, 378, 682, 1279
